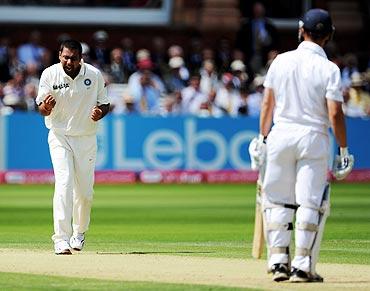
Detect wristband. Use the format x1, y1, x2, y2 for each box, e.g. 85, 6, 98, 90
339, 147, 348, 156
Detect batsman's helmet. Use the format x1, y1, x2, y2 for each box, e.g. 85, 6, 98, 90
299, 8, 334, 38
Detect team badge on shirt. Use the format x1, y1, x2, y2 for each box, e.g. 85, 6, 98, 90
84, 79, 92, 86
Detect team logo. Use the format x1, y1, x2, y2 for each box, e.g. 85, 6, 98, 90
84, 78, 92, 86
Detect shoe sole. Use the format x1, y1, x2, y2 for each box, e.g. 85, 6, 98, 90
55, 249, 72, 255
289, 276, 308, 283
273, 273, 289, 282
70, 239, 84, 252
290, 276, 323, 283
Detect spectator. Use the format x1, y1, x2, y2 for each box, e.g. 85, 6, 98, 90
214, 72, 241, 117
187, 37, 203, 72
90, 30, 110, 70
40, 48, 52, 71
2, 70, 26, 111
343, 72, 370, 117
230, 59, 250, 89
235, 1, 278, 74
263, 49, 279, 73
246, 75, 265, 117
17, 30, 47, 70
341, 53, 359, 89
7, 47, 24, 79
107, 48, 127, 83
81, 42, 91, 63
122, 94, 140, 115
151, 36, 167, 77
168, 45, 184, 59
200, 59, 219, 95
162, 90, 183, 116
199, 89, 225, 118
160, 91, 183, 116
237, 86, 249, 116
128, 54, 166, 92
128, 58, 164, 115
120, 37, 136, 77
202, 47, 215, 62
216, 38, 232, 74
23, 82, 38, 111
164, 56, 188, 93
24, 62, 40, 88
181, 73, 207, 115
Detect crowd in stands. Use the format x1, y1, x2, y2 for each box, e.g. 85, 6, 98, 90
1, 25, 370, 118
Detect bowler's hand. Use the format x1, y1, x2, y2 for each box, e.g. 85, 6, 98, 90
39, 94, 56, 116
44, 94, 56, 110
91, 106, 103, 121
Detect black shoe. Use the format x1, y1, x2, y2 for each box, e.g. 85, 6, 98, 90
271, 263, 289, 282
289, 267, 324, 283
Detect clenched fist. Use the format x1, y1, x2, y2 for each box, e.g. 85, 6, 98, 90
90, 106, 103, 121
39, 94, 56, 116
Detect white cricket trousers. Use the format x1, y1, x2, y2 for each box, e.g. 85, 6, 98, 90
48, 130, 97, 243
263, 124, 329, 272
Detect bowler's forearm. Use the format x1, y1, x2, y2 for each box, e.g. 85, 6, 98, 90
98, 103, 110, 119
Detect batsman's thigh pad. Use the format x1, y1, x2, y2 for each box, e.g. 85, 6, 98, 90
263, 199, 295, 268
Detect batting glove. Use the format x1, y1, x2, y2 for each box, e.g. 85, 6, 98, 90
332, 147, 354, 180
248, 134, 267, 171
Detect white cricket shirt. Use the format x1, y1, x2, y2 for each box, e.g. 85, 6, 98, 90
264, 41, 343, 134
36, 62, 109, 136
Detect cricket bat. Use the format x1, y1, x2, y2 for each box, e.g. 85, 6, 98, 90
251, 167, 265, 259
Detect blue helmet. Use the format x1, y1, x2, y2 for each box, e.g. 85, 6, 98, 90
300, 9, 334, 37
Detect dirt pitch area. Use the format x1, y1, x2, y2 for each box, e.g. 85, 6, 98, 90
1, 248, 370, 290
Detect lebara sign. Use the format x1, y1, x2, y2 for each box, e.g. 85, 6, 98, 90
3, 113, 260, 171
102, 117, 258, 171
2, 114, 370, 178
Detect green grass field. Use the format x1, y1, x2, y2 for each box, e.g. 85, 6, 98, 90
0, 183, 369, 290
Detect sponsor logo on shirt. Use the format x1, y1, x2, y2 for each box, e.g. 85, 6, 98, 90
53, 83, 69, 90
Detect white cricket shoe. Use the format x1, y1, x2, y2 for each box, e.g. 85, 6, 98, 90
70, 233, 85, 251
54, 240, 72, 255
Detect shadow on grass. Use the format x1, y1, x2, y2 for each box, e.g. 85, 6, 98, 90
97, 251, 216, 255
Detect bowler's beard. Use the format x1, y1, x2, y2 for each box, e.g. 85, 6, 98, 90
64, 64, 81, 78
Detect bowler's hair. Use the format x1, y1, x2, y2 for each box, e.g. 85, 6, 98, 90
59, 39, 82, 56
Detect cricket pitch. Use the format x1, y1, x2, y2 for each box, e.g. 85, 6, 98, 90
1, 248, 370, 290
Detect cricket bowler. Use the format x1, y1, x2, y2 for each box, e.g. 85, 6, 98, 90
36, 39, 110, 255
249, 9, 354, 282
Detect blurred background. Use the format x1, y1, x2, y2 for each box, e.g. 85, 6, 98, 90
0, 0, 369, 184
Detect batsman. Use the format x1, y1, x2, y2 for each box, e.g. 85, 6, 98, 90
249, 9, 354, 282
